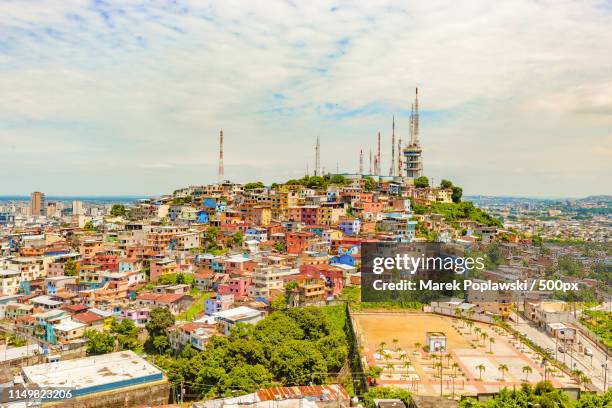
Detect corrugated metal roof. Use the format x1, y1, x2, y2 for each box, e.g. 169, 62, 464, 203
256, 385, 349, 402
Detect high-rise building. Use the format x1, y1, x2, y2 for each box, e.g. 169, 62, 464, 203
30, 191, 45, 216
72, 200, 83, 216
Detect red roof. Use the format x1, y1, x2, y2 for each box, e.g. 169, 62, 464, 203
62, 304, 88, 313
16, 315, 36, 323
73, 311, 104, 324
137, 292, 184, 303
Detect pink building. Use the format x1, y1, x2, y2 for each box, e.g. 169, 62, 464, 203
47, 262, 67, 277
217, 277, 252, 301
300, 264, 345, 297
149, 258, 176, 282
122, 308, 150, 327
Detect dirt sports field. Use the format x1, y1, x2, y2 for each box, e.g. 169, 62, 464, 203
353, 312, 470, 350
352, 311, 575, 397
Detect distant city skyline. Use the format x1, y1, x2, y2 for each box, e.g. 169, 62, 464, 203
1, 1, 611, 197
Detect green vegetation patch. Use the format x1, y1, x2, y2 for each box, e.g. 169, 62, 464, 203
412, 201, 502, 227
151, 306, 350, 400
580, 310, 612, 349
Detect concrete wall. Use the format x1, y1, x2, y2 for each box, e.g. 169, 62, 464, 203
0, 344, 87, 383
43, 379, 169, 408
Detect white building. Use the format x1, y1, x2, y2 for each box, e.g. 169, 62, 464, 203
213, 306, 265, 335
248, 265, 299, 298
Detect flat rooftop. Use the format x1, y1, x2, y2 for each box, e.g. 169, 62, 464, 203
0, 344, 42, 362
213, 306, 262, 321
22, 351, 163, 393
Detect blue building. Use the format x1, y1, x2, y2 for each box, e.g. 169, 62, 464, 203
381, 212, 418, 242
329, 254, 356, 267
339, 218, 361, 236
196, 210, 209, 224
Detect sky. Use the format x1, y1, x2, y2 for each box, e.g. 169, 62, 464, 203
1, 0, 612, 198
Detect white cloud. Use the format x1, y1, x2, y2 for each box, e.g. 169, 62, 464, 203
0, 0, 611, 196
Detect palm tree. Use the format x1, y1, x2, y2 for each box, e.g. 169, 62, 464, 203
445, 353, 452, 368
377, 341, 386, 356
498, 364, 509, 381
414, 342, 422, 352
489, 337, 495, 353
467, 320, 474, 335
404, 360, 412, 374
386, 362, 394, 378
580, 373, 591, 386
434, 362, 443, 377
522, 365, 532, 381
474, 327, 481, 342
481, 332, 488, 346
476, 364, 486, 380
452, 362, 460, 378
392, 338, 400, 353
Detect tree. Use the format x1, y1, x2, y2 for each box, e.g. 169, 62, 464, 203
146, 307, 175, 338
452, 362, 460, 378
110, 204, 126, 216
404, 359, 412, 374
83, 220, 95, 231
377, 341, 387, 355
228, 232, 244, 248
362, 387, 411, 408
367, 366, 383, 383
269, 340, 327, 385
305, 176, 326, 189
84, 330, 115, 355
284, 280, 298, 296
498, 363, 508, 381
451, 186, 463, 203
532, 235, 544, 246
176, 273, 186, 284
440, 179, 453, 189
152, 335, 171, 354
204, 226, 220, 246
392, 338, 400, 353
150, 307, 349, 401
244, 182, 265, 190
489, 337, 495, 353
385, 362, 394, 378
273, 242, 285, 252
522, 365, 532, 382
475, 364, 485, 380
414, 176, 429, 188
220, 364, 273, 396
112, 318, 141, 351
467, 320, 474, 335
363, 176, 377, 191
63, 258, 78, 276
270, 295, 287, 311
481, 331, 488, 346
329, 175, 351, 186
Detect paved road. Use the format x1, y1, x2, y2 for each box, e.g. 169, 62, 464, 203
509, 315, 610, 392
